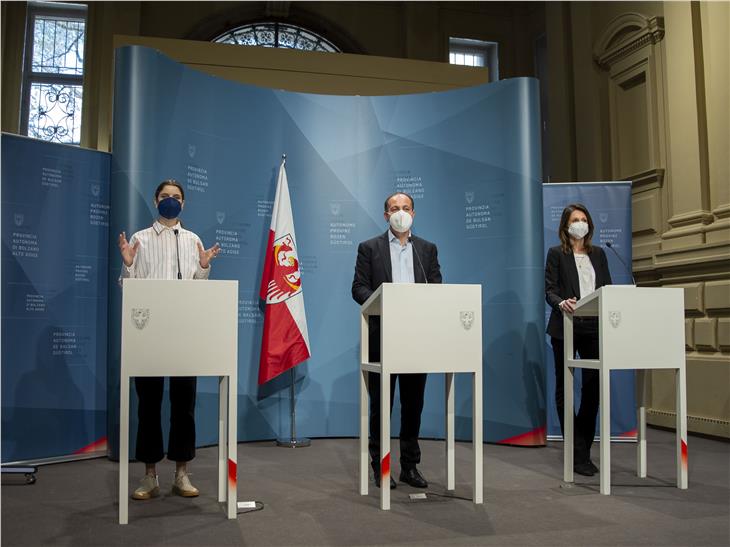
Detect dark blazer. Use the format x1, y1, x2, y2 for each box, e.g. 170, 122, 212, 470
545, 245, 612, 339
352, 231, 442, 361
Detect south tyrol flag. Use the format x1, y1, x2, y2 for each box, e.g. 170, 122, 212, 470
258, 159, 311, 384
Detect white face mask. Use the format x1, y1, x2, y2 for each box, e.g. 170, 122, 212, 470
388, 210, 413, 233
568, 220, 589, 240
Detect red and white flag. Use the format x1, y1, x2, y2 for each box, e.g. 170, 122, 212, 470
258, 159, 311, 384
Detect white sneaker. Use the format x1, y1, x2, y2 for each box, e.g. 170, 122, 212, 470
132, 474, 160, 500
172, 471, 199, 497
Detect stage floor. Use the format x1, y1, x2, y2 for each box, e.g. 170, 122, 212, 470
2, 428, 728, 546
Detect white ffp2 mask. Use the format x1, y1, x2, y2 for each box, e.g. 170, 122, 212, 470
388, 210, 413, 233
568, 221, 589, 239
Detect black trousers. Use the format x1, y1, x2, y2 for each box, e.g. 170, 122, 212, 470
135, 377, 197, 464
367, 371, 427, 472
551, 335, 599, 465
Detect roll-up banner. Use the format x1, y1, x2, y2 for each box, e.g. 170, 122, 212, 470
1, 134, 110, 462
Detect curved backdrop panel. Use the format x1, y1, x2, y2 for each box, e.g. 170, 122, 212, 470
108, 46, 545, 457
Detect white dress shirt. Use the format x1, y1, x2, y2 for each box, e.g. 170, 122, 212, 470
119, 220, 210, 282
389, 231, 415, 284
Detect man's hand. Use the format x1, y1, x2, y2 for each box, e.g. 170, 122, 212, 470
197, 242, 221, 269
118, 232, 139, 267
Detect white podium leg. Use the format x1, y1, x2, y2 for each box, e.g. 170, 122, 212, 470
445, 372, 455, 491
119, 375, 130, 525
563, 368, 574, 484
636, 369, 647, 478
600, 367, 611, 495
472, 369, 483, 504
380, 371, 391, 511
218, 376, 226, 503
360, 369, 369, 496
676, 366, 688, 489
227, 373, 237, 519
563, 318, 574, 484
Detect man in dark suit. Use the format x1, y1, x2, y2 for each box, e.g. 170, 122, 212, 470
352, 192, 442, 489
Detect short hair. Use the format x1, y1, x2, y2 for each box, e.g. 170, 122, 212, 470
558, 203, 594, 254
383, 192, 415, 212
154, 179, 185, 201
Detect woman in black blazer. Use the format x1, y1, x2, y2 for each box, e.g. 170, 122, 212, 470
545, 203, 612, 477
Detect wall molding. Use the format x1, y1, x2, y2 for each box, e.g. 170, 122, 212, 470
625, 167, 664, 192
594, 13, 665, 71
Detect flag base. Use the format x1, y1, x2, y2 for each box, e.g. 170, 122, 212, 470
275, 437, 311, 448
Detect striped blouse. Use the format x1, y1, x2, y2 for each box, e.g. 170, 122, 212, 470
119, 220, 210, 282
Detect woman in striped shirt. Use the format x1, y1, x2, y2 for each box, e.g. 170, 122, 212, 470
118, 179, 220, 500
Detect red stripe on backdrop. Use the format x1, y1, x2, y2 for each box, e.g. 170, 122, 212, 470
228, 458, 237, 486
73, 436, 108, 455
496, 425, 547, 446
619, 428, 638, 438
259, 230, 275, 300
258, 302, 310, 384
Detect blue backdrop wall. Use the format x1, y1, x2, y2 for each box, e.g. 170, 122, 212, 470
1, 134, 110, 462
107, 45, 547, 458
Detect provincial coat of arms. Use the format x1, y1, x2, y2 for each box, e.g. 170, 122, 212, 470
132, 308, 150, 330
609, 311, 621, 328
265, 234, 302, 303
460, 311, 475, 330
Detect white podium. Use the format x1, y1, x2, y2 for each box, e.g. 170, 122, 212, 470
119, 279, 238, 524
563, 286, 688, 495
359, 283, 483, 510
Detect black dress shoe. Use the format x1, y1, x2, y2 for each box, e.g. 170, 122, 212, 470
588, 460, 599, 474
574, 462, 595, 477
399, 467, 428, 488
374, 474, 396, 489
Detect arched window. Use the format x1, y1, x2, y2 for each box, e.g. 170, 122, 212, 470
212, 22, 340, 53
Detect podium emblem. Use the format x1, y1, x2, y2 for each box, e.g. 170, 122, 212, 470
216, 211, 225, 224
187, 144, 196, 158
90, 183, 100, 197
465, 192, 475, 204
609, 310, 621, 328
329, 202, 341, 216
460, 311, 475, 330
132, 308, 150, 330
14, 213, 24, 226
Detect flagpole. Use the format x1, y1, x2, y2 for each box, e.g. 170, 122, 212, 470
274, 152, 310, 449
276, 368, 311, 448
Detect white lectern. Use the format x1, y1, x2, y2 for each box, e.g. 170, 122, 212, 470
563, 286, 687, 495
359, 283, 483, 510
119, 279, 238, 524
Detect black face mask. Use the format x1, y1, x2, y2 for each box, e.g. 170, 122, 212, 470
157, 197, 182, 219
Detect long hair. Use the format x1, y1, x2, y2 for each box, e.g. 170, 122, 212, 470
558, 203, 594, 254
